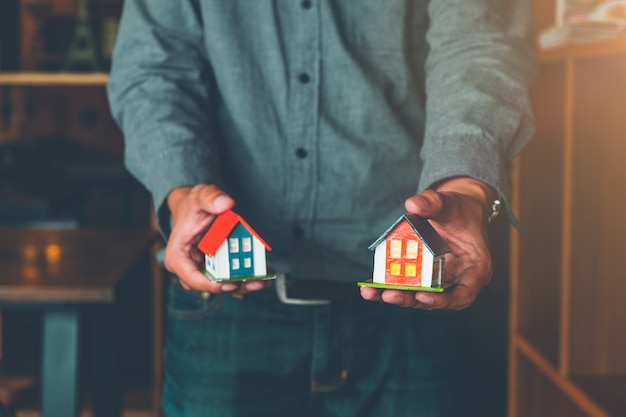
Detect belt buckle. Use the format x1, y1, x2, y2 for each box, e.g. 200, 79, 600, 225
275, 274, 331, 305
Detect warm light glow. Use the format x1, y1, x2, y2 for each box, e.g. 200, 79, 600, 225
390, 240, 402, 258
406, 240, 419, 259
22, 266, 39, 280
21, 244, 40, 279
45, 244, 62, 264
22, 244, 37, 262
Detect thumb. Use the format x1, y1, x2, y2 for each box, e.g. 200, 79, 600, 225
404, 190, 445, 219
196, 184, 236, 215
212, 194, 236, 213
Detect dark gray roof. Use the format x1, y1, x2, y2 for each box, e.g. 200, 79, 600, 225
368, 214, 451, 256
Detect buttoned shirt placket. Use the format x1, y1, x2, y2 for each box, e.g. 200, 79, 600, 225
285, 0, 321, 243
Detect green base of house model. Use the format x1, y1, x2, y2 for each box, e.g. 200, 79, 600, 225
357, 280, 456, 293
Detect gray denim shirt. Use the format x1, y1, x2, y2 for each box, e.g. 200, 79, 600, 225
107, 0, 536, 282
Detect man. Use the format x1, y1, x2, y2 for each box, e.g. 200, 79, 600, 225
107, 1, 535, 416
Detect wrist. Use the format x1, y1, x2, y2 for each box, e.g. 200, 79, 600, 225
430, 176, 500, 223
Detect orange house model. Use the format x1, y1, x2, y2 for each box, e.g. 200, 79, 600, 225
197, 210, 273, 282
369, 214, 451, 289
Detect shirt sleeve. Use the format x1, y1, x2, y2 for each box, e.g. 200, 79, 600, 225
106, 0, 221, 236
420, 0, 536, 218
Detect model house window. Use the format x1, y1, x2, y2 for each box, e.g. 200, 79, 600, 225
229, 238, 239, 253
389, 263, 401, 275
244, 258, 252, 269
390, 240, 402, 258
242, 237, 252, 252
406, 240, 418, 259
232, 258, 240, 270
405, 264, 417, 277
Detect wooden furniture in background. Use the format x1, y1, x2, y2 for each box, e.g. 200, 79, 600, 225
150, 212, 166, 417
0, 375, 37, 417
0, 0, 123, 146
508, 5, 626, 416
1, 1, 161, 415
0, 72, 108, 85
0, 227, 157, 417
0, 74, 122, 156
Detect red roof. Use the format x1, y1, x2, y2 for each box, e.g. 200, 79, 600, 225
197, 210, 272, 256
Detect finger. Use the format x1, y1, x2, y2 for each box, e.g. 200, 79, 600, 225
195, 184, 235, 214
362, 287, 454, 310
414, 275, 485, 311
360, 286, 384, 302
429, 280, 481, 310
380, 289, 441, 309
381, 289, 414, 307
404, 190, 446, 219
181, 270, 240, 294
414, 291, 439, 308
237, 280, 273, 294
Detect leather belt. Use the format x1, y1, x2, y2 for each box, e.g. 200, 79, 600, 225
275, 274, 360, 305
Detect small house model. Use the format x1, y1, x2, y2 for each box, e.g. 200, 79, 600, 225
197, 210, 272, 282
368, 214, 451, 289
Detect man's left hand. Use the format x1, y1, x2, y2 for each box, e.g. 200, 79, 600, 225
360, 177, 497, 310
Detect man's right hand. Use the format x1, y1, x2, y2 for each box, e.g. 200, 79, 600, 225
164, 184, 272, 294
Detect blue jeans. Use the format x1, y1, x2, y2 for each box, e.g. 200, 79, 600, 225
162, 279, 471, 417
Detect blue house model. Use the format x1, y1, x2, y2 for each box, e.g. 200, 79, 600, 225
197, 210, 273, 282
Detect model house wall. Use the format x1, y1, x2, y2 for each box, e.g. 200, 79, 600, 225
369, 214, 449, 288
198, 211, 271, 281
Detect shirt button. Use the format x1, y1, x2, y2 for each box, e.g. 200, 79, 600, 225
292, 226, 304, 238
298, 73, 311, 84
295, 148, 308, 158
301, 0, 313, 9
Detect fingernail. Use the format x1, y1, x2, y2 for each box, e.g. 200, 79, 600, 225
221, 283, 237, 292
416, 294, 434, 305
214, 195, 234, 211
388, 294, 404, 305
414, 196, 430, 211
245, 281, 264, 291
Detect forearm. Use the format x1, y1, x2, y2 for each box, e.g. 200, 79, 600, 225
107, 0, 224, 235
421, 0, 536, 207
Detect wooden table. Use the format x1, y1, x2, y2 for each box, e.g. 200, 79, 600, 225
0, 227, 158, 417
